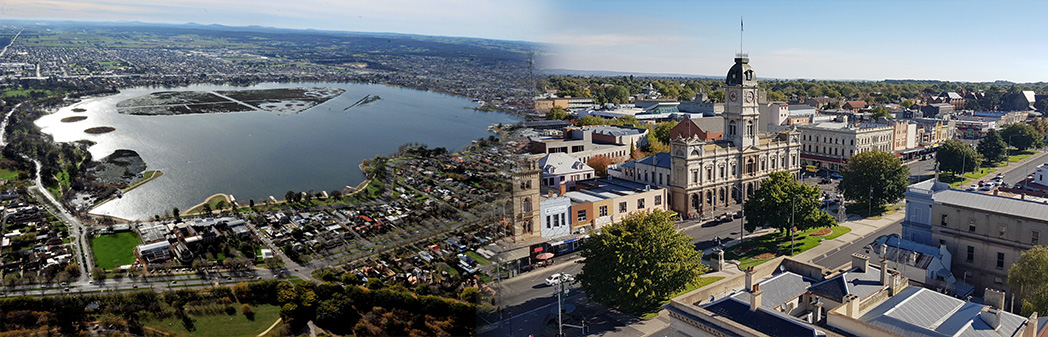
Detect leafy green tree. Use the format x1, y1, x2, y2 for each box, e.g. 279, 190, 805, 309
964, 99, 982, 111
216, 200, 228, 211
1031, 117, 1048, 135
1036, 99, 1048, 114
575, 115, 607, 126
977, 129, 1008, 164
709, 90, 724, 102
869, 106, 891, 119
936, 139, 982, 174
1009, 246, 1048, 316
767, 91, 787, 102
654, 121, 678, 144
545, 106, 570, 120
202, 203, 212, 216
458, 287, 480, 304
744, 171, 836, 235
901, 100, 915, 108
1000, 123, 1045, 151
824, 101, 841, 109
578, 209, 706, 315
838, 150, 910, 211
173, 207, 181, 222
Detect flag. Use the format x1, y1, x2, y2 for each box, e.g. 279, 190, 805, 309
741, 17, 744, 32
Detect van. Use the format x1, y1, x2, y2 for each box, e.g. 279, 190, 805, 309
805, 165, 818, 173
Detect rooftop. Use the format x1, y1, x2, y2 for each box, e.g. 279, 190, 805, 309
860, 287, 1028, 337
703, 297, 823, 337
807, 265, 885, 303
933, 189, 1048, 222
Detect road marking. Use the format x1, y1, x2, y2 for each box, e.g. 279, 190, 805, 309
505, 293, 583, 321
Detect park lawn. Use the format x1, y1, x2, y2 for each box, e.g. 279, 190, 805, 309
961, 168, 993, 180
0, 167, 20, 180
143, 303, 280, 337
91, 232, 141, 270
726, 226, 852, 269
640, 276, 725, 319
1007, 149, 1037, 162
187, 194, 230, 214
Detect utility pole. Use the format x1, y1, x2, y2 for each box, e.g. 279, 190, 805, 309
790, 197, 796, 256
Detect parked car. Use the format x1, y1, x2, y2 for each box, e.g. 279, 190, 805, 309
978, 180, 986, 187
829, 172, 843, 179
995, 173, 1004, 180
457, 260, 477, 274
545, 273, 573, 286
967, 185, 977, 191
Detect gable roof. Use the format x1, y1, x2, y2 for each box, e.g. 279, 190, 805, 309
933, 189, 1048, 222
670, 117, 724, 141
635, 152, 672, 169
844, 101, 868, 109
807, 265, 885, 303
860, 287, 1028, 337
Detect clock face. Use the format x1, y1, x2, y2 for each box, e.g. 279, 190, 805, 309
744, 91, 754, 103
729, 91, 738, 102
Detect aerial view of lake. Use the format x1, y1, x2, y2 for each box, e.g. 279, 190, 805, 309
35, 82, 521, 220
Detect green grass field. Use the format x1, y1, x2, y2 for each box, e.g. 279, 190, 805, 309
0, 168, 20, 180
143, 304, 280, 337
726, 226, 852, 269
91, 232, 141, 270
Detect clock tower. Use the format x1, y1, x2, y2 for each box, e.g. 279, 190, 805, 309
723, 55, 760, 148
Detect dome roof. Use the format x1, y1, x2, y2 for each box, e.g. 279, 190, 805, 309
725, 56, 755, 86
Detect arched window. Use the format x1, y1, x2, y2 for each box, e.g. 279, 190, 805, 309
746, 120, 754, 136
523, 198, 532, 213
729, 120, 737, 135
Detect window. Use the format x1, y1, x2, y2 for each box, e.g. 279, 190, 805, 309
692, 170, 698, 183
997, 252, 1005, 269
571, 145, 584, 153
1033, 231, 1040, 245
941, 214, 948, 227
619, 202, 627, 213
968, 218, 976, 232
546, 215, 551, 229
599, 205, 608, 217
577, 210, 587, 222
552, 214, 559, 227
966, 246, 974, 263
659, 173, 663, 185
939, 239, 946, 246
638, 198, 646, 209
999, 225, 1007, 237
523, 198, 532, 213
706, 168, 713, 181
655, 195, 662, 205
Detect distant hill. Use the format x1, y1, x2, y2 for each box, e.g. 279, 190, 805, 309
539, 68, 720, 79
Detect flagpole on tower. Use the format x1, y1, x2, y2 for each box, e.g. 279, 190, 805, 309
740, 16, 744, 55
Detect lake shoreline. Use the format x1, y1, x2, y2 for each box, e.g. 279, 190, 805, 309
37, 81, 519, 220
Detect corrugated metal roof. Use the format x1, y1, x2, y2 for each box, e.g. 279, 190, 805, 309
730, 272, 814, 311
861, 287, 1028, 337
702, 298, 820, 337
934, 189, 1048, 222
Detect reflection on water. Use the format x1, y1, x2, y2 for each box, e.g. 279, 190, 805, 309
36, 82, 520, 220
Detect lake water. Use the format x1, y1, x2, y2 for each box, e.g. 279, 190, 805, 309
36, 82, 521, 220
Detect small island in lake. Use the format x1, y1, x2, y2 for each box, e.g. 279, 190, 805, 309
84, 126, 116, 134
61, 116, 88, 123
71, 108, 87, 112
343, 94, 381, 110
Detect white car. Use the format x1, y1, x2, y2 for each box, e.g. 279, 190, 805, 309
545, 273, 573, 286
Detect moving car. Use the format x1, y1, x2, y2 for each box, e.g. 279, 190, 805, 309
545, 273, 573, 286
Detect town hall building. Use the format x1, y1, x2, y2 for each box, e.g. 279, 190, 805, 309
628, 54, 802, 217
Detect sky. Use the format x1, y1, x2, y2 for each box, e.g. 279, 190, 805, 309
4, 0, 1048, 82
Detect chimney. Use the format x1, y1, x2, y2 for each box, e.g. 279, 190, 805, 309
745, 268, 756, 292
750, 283, 763, 312
851, 253, 869, 273
985, 288, 1006, 310
844, 294, 861, 318
1023, 312, 1038, 337
980, 306, 1002, 330
559, 184, 567, 196
880, 257, 889, 285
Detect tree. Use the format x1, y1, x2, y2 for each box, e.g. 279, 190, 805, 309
575, 115, 607, 126
202, 203, 212, 216
744, 171, 836, 235
216, 200, 228, 211
172, 207, 181, 222
578, 209, 706, 315
870, 106, 891, 119
936, 139, 982, 174
241, 303, 255, 320
92, 267, 106, 281
977, 129, 1008, 164
964, 99, 982, 111
248, 199, 255, 209
1000, 123, 1045, 151
1030, 117, 1048, 136
653, 121, 678, 144
838, 150, 910, 211
587, 155, 613, 177
285, 190, 296, 204
1009, 246, 1048, 316
545, 106, 570, 120
901, 100, 914, 109
767, 91, 787, 102
330, 190, 342, 201
458, 287, 480, 304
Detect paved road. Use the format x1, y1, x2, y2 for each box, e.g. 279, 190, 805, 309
28, 159, 94, 286
1002, 151, 1048, 188
812, 220, 901, 270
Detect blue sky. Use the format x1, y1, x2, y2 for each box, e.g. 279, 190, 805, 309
5, 0, 1048, 82
540, 0, 1048, 82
